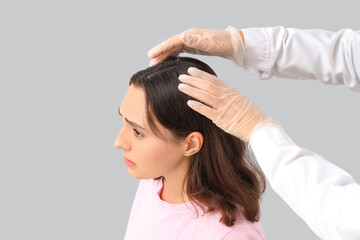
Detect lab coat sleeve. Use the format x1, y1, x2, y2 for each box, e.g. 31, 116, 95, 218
241, 27, 360, 92
249, 125, 360, 240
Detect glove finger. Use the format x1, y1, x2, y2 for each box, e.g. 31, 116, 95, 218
178, 74, 220, 97
186, 100, 218, 122
187, 67, 227, 88
178, 83, 218, 109
148, 34, 183, 59
149, 49, 181, 66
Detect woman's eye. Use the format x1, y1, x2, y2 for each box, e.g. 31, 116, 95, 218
133, 129, 143, 137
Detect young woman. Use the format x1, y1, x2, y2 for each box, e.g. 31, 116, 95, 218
114, 57, 266, 239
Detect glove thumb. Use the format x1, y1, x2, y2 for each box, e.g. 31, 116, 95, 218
180, 32, 201, 48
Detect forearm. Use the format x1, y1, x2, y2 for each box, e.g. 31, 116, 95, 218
249, 124, 360, 240
241, 26, 360, 92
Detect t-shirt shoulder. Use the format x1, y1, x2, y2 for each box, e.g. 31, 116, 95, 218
133, 178, 266, 239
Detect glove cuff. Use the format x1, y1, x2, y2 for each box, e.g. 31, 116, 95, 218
225, 25, 245, 66
248, 117, 284, 146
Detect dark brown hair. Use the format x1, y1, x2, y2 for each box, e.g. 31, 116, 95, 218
129, 57, 266, 226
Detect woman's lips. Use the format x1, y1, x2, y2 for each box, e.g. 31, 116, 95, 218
124, 157, 136, 167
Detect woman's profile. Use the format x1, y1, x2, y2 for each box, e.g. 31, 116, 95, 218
114, 57, 266, 239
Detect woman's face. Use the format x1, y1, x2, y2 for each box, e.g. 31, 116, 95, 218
114, 84, 189, 179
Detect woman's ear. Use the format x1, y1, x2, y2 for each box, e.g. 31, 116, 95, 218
183, 132, 203, 156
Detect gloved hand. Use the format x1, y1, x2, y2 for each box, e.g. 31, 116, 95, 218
148, 26, 245, 67
177, 67, 269, 143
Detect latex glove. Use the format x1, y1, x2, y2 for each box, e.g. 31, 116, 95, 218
177, 67, 268, 143
148, 26, 245, 67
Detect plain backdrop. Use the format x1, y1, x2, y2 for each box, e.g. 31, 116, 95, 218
0, 0, 359, 239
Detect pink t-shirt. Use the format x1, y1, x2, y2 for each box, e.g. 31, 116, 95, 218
124, 178, 266, 240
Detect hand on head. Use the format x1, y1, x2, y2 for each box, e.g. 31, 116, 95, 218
148, 27, 266, 142
148, 26, 245, 67
178, 67, 268, 143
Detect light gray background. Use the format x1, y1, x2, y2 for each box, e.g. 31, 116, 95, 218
0, 0, 359, 239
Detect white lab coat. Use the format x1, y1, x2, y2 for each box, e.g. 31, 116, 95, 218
242, 27, 360, 240
242, 27, 360, 92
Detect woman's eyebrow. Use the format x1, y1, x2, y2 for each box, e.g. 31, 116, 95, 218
118, 107, 146, 131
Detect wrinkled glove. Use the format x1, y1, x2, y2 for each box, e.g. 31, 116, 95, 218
178, 67, 270, 143
148, 26, 245, 67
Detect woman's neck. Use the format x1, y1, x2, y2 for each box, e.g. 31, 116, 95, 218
161, 177, 189, 204
160, 157, 190, 204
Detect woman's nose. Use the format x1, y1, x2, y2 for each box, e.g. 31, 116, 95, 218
113, 128, 130, 150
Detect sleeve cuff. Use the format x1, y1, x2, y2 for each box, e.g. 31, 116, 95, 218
241, 28, 273, 79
